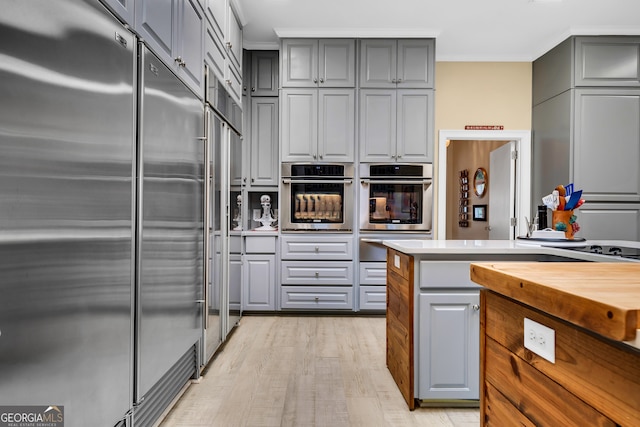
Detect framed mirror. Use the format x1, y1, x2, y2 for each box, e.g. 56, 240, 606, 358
474, 168, 487, 198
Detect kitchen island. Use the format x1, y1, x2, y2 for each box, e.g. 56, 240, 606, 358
470, 262, 640, 426
381, 239, 639, 410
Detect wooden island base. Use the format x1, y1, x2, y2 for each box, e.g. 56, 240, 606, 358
472, 263, 640, 427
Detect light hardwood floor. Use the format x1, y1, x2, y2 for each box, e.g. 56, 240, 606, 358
159, 315, 480, 427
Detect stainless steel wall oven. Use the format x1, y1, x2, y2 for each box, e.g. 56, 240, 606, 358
359, 163, 433, 231
281, 163, 354, 231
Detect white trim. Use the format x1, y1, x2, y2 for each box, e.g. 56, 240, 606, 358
273, 28, 441, 40
437, 130, 531, 240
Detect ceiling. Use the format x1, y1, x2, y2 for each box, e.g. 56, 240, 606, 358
234, 0, 640, 61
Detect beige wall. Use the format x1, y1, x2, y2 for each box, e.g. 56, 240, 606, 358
434, 62, 532, 132
434, 62, 532, 238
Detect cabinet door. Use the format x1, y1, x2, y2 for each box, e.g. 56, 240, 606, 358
177, 0, 205, 95
250, 98, 279, 186
135, 0, 176, 62
574, 89, 640, 202
229, 127, 243, 186
251, 51, 279, 96
396, 39, 435, 88
205, 24, 226, 81
574, 203, 640, 241
242, 255, 275, 310
282, 39, 318, 88
102, 0, 135, 25
205, 0, 226, 46
574, 37, 640, 87
228, 253, 242, 328
396, 89, 433, 162
359, 39, 397, 88
226, 6, 242, 73
281, 89, 318, 161
318, 39, 356, 87
318, 89, 355, 162
418, 292, 480, 400
359, 89, 396, 162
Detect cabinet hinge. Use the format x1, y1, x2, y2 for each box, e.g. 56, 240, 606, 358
511, 150, 518, 160
510, 217, 517, 227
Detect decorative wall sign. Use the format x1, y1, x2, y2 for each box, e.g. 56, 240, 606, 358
464, 125, 504, 130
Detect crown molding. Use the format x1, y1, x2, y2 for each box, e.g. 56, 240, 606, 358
273, 27, 440, 39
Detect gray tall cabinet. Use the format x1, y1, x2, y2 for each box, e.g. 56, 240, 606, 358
532, 36, 640, 240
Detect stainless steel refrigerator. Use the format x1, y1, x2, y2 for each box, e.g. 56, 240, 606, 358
0, 1, 136, 425
0, 1, 204, 426
134, 43, 204, 424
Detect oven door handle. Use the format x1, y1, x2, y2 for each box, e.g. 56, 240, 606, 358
282, 178, 353, 184
360, 179, 432, 185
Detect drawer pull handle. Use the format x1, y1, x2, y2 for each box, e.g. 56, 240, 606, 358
315, 272, 319, 278
315, 246, 319, 252
473, 304, 480, 311
315, 297, 319, 302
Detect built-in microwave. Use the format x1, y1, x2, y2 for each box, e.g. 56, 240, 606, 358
359, 163, 433, 231
281, 163, 354, 232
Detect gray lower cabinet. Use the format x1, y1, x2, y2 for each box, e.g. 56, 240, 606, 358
418, 292, 480, 400
242, 235, 277, 311
417, 260, 480, 400
243, 254, 275, 310
280, 234, 355, 310
281, 88, 355, 162
359, 89, 433, 162
359, 261, 386, 311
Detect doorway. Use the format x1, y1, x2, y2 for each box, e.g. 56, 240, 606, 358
436, 130, 531, 240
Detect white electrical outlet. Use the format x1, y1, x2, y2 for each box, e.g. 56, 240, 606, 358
524, 318, 555, 363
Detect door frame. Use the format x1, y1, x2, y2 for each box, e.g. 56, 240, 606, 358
436, 130, 531, 240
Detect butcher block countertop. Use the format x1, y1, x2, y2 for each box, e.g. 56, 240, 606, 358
470, 262, 640, 342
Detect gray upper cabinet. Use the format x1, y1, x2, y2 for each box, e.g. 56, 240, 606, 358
574, 37, 640, 87
205, 0, 226, 47
281, 88, 355, 162
360, 39, 434, 88
136, 0, 205, 97
250, 51, 279, 97
250, 98, 279, 186
359, 89, 433, 162
573, 89, 640, 202
101, 0, 135, 25
532, 36, 640, 241
282, 39, 356, 88
227, 7, 242, 73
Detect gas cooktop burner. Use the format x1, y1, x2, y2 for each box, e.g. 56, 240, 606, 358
563, 244, 640, 260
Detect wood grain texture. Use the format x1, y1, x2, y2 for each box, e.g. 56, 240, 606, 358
159, 315, 478, 427
470, 262, 640, 341
386, 248, 415, 410
483, 290, 640, 427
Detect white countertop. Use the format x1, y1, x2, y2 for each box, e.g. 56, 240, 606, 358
381, 239, 640, 263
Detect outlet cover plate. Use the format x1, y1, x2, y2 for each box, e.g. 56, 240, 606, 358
524, 317, 555, 363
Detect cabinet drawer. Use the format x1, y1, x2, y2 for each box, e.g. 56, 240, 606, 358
281, 286, 353, 310
359, 285, 386, 311
244, 235, 277, 253
359, 262, 387, 285
387, 248, 412, 281
420, 261, 479, 289
281, 235, 353, 260
281, 261, 353, 285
